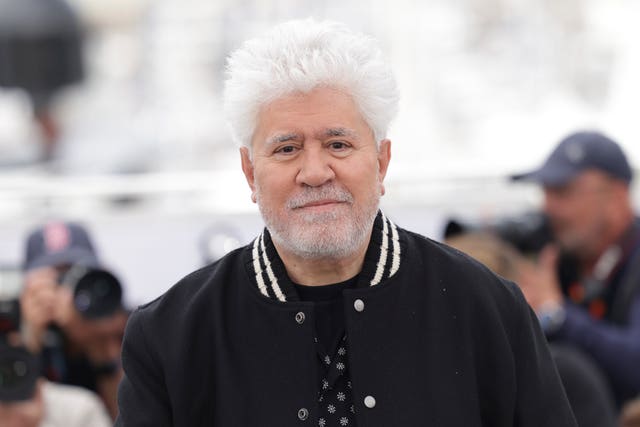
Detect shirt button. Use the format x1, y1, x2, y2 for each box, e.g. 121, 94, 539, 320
297, 407, 309, 420
295, 312, 306, 324
354, 299, 365, 312
364, 395, 376, 408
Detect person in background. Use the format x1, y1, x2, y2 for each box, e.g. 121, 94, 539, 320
445, 231, 618, 427
512, 131, 640, 407
116, 19, 576, 426
1, 307, 112, 427
0, 349, 112, 427
19, 221, 128, 420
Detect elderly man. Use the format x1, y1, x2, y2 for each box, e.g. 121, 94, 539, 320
513, 131, 640, 408
115, 19, 576, 426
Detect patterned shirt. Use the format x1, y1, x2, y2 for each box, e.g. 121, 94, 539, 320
295, 278, 358, 426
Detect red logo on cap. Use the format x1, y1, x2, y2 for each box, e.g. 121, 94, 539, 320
44, 222, 71, 253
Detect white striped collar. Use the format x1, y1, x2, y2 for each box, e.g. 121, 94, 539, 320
246, 211, 402, 302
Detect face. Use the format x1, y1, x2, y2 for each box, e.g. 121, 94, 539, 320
64, 309, 127, 364
241, 87, 391, 259
543, 170, 616, 256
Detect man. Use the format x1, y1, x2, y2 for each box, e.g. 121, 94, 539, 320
513, 131, 640, 407
20, 221, 128, 420
116, 19, 576, 426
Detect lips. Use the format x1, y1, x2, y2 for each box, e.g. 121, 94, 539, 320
286, 185, 354, 210
298, 200, 342, 209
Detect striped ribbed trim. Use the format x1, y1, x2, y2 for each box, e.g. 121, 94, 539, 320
251, 232, 286, 302
249, 211, 402, 301
370, 211, 401, 286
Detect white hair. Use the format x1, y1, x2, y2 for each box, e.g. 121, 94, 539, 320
223, 18, 399, 149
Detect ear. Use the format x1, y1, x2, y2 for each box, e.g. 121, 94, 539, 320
377, 139, 392, 196
240, 147, 257, 203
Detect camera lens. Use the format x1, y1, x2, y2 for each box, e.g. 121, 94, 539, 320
72, 269, 122, 319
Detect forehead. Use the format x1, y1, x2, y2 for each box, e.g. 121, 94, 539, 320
544, 169, 612, 193
252, 87, 373, 145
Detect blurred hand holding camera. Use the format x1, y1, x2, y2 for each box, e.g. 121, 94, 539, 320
20, 267, 73, 353
517, 244, 564, 311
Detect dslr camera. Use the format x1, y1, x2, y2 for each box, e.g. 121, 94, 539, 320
444, 211, 553, 256
59, 264, 123, 319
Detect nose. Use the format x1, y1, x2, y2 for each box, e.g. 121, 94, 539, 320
295, 148, 335, 187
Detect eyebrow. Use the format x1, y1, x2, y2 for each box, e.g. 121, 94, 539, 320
321, 127, 359, 139
263, 128, 359, 146
265, 133, 302, 146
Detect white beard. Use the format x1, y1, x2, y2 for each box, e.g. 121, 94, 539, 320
257, 182, 380, 259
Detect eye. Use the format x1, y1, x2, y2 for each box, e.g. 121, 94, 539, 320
328, 141, 350, 151
274, 145, 299, 155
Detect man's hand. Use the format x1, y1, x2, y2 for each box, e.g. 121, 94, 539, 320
516, 244, 564, 312
621, 397, 640, 427
20, 268, 58, 352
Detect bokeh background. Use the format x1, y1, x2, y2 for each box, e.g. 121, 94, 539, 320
1, 0, 639, 306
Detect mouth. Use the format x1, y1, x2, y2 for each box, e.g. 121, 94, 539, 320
298, 200, 343, 209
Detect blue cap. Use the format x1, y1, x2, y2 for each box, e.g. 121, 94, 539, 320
512, 131, 633, 186
23, 221, 99, 271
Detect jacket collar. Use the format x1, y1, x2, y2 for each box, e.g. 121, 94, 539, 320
245, 211, 402, 302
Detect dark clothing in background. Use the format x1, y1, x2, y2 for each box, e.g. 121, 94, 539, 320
554, 219, 640, 405
551, 344, 618, 427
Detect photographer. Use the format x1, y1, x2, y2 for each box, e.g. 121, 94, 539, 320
19, 221, 128, 421
1, 271, 112, 427
512, 131, 640, 409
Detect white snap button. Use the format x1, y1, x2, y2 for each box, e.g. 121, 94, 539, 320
364, 395, 376, 408
295, 312, 305, 324
354, 299, 365, 312
297, 407, 309, 420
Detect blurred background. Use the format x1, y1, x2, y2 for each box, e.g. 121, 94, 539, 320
1, 0, 639, 307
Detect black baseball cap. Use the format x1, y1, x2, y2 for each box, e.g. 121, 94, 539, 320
23, 221, 99, 271
511, 131, 633, 186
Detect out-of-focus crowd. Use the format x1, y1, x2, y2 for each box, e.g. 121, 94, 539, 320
447, 131, 640, 427
1, 221, 126, 426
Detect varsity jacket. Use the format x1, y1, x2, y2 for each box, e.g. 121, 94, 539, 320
115, 212, 577, 426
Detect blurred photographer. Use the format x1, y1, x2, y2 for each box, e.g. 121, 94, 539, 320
1, 268, 112, 427
512, 131, 640, 408
19, 221, 128, 420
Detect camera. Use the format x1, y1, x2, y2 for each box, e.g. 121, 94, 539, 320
59, 265, 123, 319
444, 211, 553, 255
0, 267, 40, 402
0, 343, 40, 402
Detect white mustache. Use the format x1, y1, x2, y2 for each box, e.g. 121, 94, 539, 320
286, 185, 353, 209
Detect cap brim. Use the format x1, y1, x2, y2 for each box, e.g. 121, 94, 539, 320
510, 166, 580, 186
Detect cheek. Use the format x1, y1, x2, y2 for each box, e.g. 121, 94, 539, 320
255, 170, 290, 203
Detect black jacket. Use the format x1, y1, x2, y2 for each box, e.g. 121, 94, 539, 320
116, 213, 576, 426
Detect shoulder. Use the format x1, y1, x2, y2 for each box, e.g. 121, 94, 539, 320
135, 245, 248, 319
402, 228, 518, 286
122, 244, 251, 354
399, 227, 528, 314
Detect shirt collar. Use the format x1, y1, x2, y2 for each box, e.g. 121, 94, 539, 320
245, 211, 403, 302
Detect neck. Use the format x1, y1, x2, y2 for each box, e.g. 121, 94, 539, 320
274, 232, 371, 286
